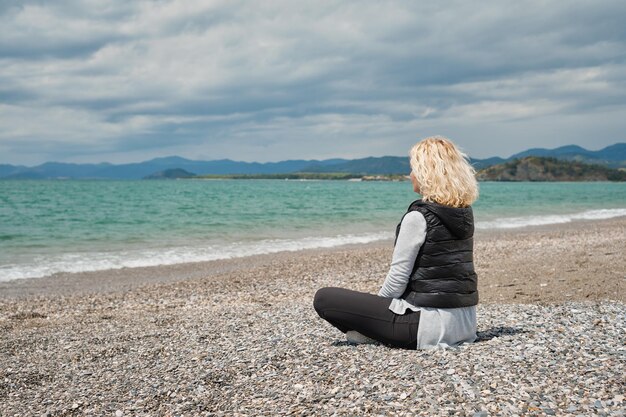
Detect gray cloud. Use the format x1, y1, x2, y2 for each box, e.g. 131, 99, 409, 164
1, 0, 625, 165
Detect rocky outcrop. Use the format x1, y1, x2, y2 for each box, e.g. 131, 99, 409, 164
476, 157, 626, 181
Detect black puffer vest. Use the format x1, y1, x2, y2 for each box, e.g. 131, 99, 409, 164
395, 199, 478, 308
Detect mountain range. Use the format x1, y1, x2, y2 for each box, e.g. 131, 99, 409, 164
1, 143, 624, 179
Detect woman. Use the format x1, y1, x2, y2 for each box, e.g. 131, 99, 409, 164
313, 136, 479, 349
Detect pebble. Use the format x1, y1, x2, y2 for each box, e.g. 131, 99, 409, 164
3, 298, 623, 416
0, 240, 624, 416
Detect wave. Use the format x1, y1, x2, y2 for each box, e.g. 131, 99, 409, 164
0, 231, 393, 282
3, 207, 625, 282
477, 208, 626, 229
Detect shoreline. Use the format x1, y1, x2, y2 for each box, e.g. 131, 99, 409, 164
1, 217, 624, 415
1, 216, 624, 302
0, 239, 392, 299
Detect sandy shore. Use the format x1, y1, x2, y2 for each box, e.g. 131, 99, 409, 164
0, 218, 624, 415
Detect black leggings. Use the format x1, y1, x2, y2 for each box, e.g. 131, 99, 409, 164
313, 287, 420, 349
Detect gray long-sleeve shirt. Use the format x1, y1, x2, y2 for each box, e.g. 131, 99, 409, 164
378, 211, 476, 349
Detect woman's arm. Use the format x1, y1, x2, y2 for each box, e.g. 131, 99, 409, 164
378, 211, 427, 298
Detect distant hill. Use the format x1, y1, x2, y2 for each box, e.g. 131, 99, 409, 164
1, 143, 623, 179
301, 156, 411, 174
476, 157, 626, 182
300, 156, 506, 174
0, 157, 348, 179
143, 168, 196, 179
509, 143, 626, 168
470, 157, 507, 170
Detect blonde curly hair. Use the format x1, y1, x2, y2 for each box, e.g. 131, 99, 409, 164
409, 136, 479, 207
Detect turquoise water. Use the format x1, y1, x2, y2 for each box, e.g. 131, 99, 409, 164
1, 180, 625, 281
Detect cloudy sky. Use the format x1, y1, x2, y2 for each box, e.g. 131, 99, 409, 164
1, 0, 625, 165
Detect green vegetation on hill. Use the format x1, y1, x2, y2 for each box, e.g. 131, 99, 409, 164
476, 157, 626, 182
144, 168, 196, 179
149, 158, 626, 182
196, 172, 362, 180
195, 172, 409, 181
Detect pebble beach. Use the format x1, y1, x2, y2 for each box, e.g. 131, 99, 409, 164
1, 218, 624, 416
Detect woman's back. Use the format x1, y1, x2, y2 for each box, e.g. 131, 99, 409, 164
314, 135, 480, 349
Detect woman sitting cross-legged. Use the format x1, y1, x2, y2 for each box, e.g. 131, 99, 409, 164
313, 136, 479, 349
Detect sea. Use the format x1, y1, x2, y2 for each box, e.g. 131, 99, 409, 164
1, 179, 625, 282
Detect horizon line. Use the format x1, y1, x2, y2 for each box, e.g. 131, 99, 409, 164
2, 142, 624, 168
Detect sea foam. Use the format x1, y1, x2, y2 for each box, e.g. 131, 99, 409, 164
0, 232, 393, 282
476, 208, 626, 229
2, 208, 625, 282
